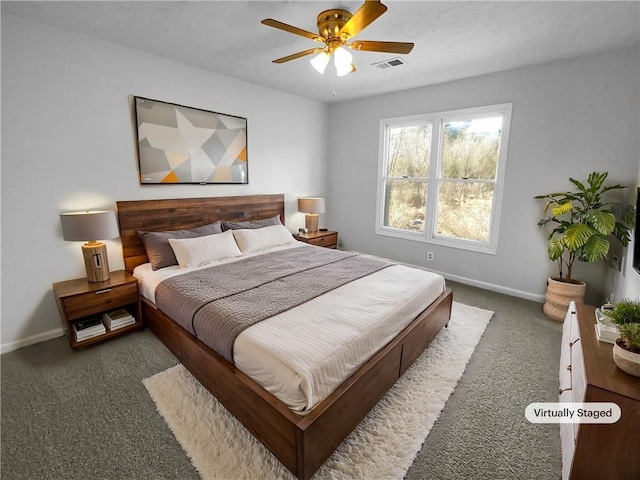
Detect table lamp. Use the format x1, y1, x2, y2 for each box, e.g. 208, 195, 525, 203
60, 210, 119, 282
298, 197, 325, 233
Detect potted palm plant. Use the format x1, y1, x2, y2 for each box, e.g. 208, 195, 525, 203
535, 171, 634, 321
603, 299, 640, 377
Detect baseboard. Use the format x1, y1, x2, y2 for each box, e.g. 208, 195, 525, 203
1, 328, 65, 354
441, 271, 546, 303
393, 260, 546, 303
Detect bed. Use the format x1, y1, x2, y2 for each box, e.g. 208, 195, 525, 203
117, 194, 453, 480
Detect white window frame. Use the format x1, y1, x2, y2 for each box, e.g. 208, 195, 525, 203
375, 102, 513, 254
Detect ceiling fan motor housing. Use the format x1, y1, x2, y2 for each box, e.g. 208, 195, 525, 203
317, 9, 353, 49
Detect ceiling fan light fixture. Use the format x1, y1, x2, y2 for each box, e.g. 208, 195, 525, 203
310, 51, 330, 74
334, 46, 353, 76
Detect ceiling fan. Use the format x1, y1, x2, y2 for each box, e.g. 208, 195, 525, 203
261, 0, 414, 76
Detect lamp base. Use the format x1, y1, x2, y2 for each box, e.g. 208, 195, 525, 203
81, 242, 111, 283
305, 214, 319, 233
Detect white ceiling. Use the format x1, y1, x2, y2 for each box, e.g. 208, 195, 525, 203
3, 1, 639, 104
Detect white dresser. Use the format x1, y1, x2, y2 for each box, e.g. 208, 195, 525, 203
559, 302, 640, 479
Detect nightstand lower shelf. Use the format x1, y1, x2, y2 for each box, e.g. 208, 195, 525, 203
69, 318, 143, 349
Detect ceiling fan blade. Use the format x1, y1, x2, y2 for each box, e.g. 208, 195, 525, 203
261, 19, 323, 42
339, 1, 388, 39
272, 48, 324, 64
349, 40, 414, 54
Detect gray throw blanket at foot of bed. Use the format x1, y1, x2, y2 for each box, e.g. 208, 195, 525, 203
155, 246, 392, 363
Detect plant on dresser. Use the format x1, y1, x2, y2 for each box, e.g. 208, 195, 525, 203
603, 299, 640, 377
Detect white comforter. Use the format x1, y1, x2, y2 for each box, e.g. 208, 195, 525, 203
134, 244, 445, 413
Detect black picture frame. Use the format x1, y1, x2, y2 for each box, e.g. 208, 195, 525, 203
634, 187, 639, 274
133, 96, 248, 185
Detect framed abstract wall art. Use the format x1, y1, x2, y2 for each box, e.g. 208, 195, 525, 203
133, 96, 248, 184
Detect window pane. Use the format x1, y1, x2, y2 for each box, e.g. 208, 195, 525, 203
383, 180, 427, 232
436, 181, 494, 242
442, 117, 502, 180
387, 124, 431, 178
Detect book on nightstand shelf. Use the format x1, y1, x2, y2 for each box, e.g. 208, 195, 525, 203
594, 308, 620, 344
102, 309, 135, 331
73, 316, 106, 341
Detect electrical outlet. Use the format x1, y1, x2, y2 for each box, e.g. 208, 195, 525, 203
427, 252, 434, 261
607, 254, 622, 272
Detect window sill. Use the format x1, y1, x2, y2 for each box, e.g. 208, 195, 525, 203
375, 227, 497, 255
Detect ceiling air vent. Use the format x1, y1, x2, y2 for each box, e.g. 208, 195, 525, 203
372, 57, 407, 69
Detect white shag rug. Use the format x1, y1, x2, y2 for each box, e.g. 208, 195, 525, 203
143, 301, 493, 480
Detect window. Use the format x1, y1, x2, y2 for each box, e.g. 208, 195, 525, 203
376, 103, 512, 254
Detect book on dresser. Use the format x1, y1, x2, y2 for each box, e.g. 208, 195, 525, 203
594, 308, 620, 344
102, 309, 135, 331
73, 316, 106, 341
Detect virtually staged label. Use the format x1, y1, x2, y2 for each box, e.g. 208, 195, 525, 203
525, 402, 621, 423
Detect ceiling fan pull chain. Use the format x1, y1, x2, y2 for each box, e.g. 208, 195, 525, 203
330, 64, 337, 97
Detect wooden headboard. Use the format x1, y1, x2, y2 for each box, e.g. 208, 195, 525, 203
116, 194, 285, 273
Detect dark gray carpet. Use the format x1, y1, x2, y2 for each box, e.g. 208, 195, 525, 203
1, 281, 562, 479
404, 283, 562, 480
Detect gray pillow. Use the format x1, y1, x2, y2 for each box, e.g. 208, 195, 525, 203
221, 215, 282, 231
138, 221, 223, 270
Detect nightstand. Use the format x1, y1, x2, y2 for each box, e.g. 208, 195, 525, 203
53, 270, 142, 350
293, 230, 338, 249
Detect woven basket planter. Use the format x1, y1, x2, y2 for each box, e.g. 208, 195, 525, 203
543, 277, 586, 322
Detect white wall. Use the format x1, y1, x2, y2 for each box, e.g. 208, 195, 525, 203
327, 46, 640, 304
611, 159, 640, 300
1, 14, 329, 351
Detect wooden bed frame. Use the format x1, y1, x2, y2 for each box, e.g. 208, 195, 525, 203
116, 194, 453, 480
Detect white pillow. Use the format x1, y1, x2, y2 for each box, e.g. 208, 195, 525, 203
168, 230, 242, 268
232, 224, 295, 253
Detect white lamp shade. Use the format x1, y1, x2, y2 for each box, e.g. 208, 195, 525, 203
334, 47, 353, 77
60, 210, 119, 242
310, 51, 330, 74
298, 198, 325, 214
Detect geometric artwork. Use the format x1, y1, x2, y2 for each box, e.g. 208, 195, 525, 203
134, 96, 248, 184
